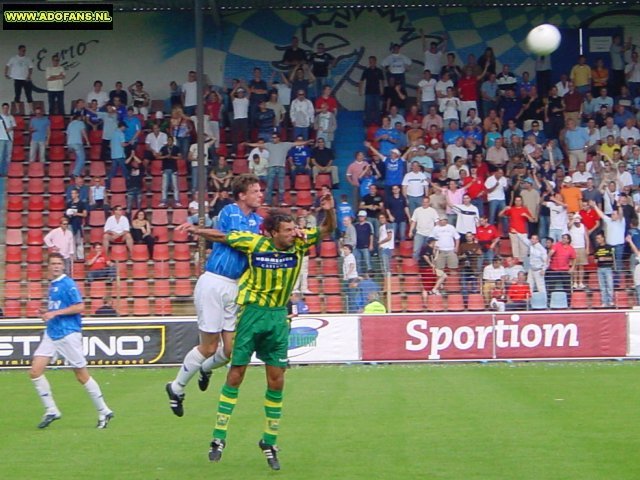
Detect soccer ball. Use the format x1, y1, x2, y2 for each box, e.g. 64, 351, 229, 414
526, 24, 562, 56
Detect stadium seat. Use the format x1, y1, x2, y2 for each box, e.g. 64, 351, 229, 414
114, 298, 130, 316
172, 227, 190, 243
447, 294, 465, 311
467, 294, 486, 311
405, 293, 425, 312
47, 162, 66, 177
89, 227, 104, 244
7, 178, 24, 194
529, 291, 547, 310
131, 244, 149, 262
444, 272, 460, 291
319, 241, 338, 258
7, 196, 23, 211
26, 264, 43, 281
89, 129, 102, 145
153, 245, 170, 261
11, 145, 25, 161
131, 261, 149, 279
5, 245, 23, 263
174, 261, 192, 278
304, 295, 321, 313
131, 280, 150, 297
48, 146, 66, 161
150, 176, 162, 192
73, 262, 86, 280
27, 178, 45, 194
173, 244, 192, 261
109, 177, 127, 194
49, 130, 65, 145
27, 163, 45, 178
174, 279, 193, 296
570, 291, 588, 309
5, 282, 22, 299
12, 132, 25, 146
386, 276, 402, 293
615, 291, 631, 309
26, 245, 44, 263
49, 115, 65, 130
88, 210, 106, 227
6, 264, 23, 281
155, 297, 172, 316
6, 212, 23, 228
152, 226, 169, 243
322, 277, 341, 294
294, 175, 312, 190
426, 294, 445, 312
48, 177, 65, 193
171, 209, 188, 225
109, 192, 126, 206
27, 196, 45, 211
4, 300, 22, 318
322, 257, 339, 275
109, 245, 128, 261
314, 173, 332, 190
90, 281, 108, 298
232, 158, 249, 174
149, 160, 162, 176
324, 295, 344, 313
402, 275, 422, 293
307, 258, 319, 276
398, 241, 414, 258
154, 279, 171, 296
26, 301, 41, 318
89, 159, 105, 176
8, 162, 24, 178
151, 209, 168, 226
549, 291, 568, 309
178, 176, 188, 192
401, 257, 420, 274
27, 281, 44, 300
6, 229, 23, 246
295, 191, 313, 208
24, 232, 43, 250
48, 195, 66, 211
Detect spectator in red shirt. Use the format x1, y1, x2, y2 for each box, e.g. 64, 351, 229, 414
505, 271, 531, 310
86, 243, 116, 281
476, 215, 501, 266
458, 65, 489, 121
471, 153, 490, 179
314, 85, 337, 113
463, 165, 486, 215
546, 234, 576, 302
499, 196, 534, 263
578, 199, 601, 252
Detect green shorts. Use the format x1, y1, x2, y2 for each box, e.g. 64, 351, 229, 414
231, 304, 290, 368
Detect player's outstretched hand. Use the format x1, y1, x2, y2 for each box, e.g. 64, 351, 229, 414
293, 227, 308, 240
175, 222, 198, 234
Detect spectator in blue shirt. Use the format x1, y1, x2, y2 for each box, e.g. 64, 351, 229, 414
287, 136, 312, 184
66, 113, 89, 178
443, 120, 464, 145
124, 107, 142, 159
374, 116, 401, 156
107, 122, 129, 190
29, 107, 50, 162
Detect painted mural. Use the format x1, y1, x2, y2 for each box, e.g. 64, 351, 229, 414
1, 6, 639, 111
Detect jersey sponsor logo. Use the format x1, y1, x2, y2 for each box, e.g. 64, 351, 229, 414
252, 252, 298, 270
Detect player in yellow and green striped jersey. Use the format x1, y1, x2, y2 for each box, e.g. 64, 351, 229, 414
182, 197, 335, 470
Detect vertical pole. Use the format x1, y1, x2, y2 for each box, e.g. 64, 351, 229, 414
194, 0, 206, 272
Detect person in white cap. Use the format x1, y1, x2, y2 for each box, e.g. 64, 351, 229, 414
364, 141, 407, 199
354, 210, 374, 273
568, 212, 589, 289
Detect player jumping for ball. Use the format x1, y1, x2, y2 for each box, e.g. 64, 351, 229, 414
178, 198, 335, 470
29, 253, 114, 429
166, 174, 263, 416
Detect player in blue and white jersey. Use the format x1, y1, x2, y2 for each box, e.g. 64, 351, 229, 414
29, 253, 114, 429
166, 174, 263, 416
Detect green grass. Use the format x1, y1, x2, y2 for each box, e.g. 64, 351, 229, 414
1, 362, 639, 479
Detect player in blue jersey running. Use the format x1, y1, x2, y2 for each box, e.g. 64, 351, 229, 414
166, 174, 263, 416
29, 253, 114, 429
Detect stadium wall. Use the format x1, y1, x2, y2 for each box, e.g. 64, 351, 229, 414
1, 311, 639, 368
1, 6, 640, 111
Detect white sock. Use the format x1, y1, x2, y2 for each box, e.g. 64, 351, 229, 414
32, 375, 60, 415
171, 347, 206, 394
201, 344, 229, 373
83, 377, 110, 415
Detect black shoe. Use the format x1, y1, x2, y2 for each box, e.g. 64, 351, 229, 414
165, 382, 184, 417
37, 413, 61, 429
198, 368, 212, 392
97, 411, 114, 429
258, 440, 281, 471
208, 438, 226, 462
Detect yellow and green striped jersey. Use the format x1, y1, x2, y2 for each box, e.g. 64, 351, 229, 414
227, 228, 320, 307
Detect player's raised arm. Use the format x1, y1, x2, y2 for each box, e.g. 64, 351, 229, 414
175, 222, 228, 243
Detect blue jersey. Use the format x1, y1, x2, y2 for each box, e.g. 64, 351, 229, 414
205, 203, 263, 279
336, 201, 354, 232
46, 275, 83, 340
383, 157, 405, 186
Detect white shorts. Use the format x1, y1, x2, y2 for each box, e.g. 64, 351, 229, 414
194, 272, 239, 333
34, 331, 87, 369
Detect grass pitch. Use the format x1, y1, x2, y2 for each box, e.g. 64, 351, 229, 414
1, 362, 639, 480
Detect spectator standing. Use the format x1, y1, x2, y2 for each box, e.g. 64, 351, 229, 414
545, 192, 569, 242
591, 201, 625, 288
568, 214, 589, 289
451, 194, 479, 235
0, 102, 16, 176
345, 151, 369, 209
354, 211, 374, 274
313, 102, 337, 148
159, 136, 181, 208
66, 188, 87, 261
421, 30, 447, 81
485, 168, 509, 235
310, 43, 335, 97
626, 235, 640, 304
29, 107, 50, 163
526, 234, 548, 294
385, 184, 410, 242
44, 216, 75, 275
417, 69, 437, 115
181, 71, 198, 115
381, 44, 412, 88
500, 196, 534, 264
505, 272, 531, 310
66, 113, 90, 178
377, 213, 395, 276
125, 156, 144, 213
289, 89, 315, 140
107, 122, 129, 191
432, 216, 460, 271
458, 232, 482, 298
419, 237, 447, 300
593, 232, 615, 307
409, 196, 439, 259
546, 234, 576, 302
230, 84, 249, 152
476, 215, 501, 265
341, 245, 361, 314
359, 56, 385, 126
45, 54, 65, 115
482, 257, 506, 305
5, 45, 34, 113
360, 184, 384, 250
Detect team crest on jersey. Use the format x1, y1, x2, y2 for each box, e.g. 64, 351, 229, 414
252, 252, 298, 270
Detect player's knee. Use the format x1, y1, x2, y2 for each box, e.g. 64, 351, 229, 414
28, 368, 41, 379
198, 342, 219, 357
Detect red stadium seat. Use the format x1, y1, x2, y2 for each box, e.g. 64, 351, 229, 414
153, 245, 170, 262
48, 146, 66, 161
467, 294, 486, 311
571, 291, 589, 309
73, 262, 86, 280
49, 115, 65, 130
321, 257, 339, 275
405, 293, 425, 312
89, 129, 102, 145
114, 298, 130, 316
27, 163, 45, 178
7, 196, 24, 211
27, 178, 45, 195
8, 162, 24, 178
26, 245, 44, 263
172, 227, 190, 243
89, 227, 104, 244
232, 158, 249, 174
304, 295, 321, 313
27, 281, 44, 300
401, 258, 420, 274
149, 160, 162, 176
150, 176, 162, 192
26, 300, 42, 318
88, 210, 106, 227
48, 177, 65, 193
295, 191, 313, 208
4, 300, 22, 317
446, 294, 465, 312
151, 209, 168, 226
131, 280, 150, 297
89, 159, 105, 176
28, 196, 45, 211
155, 297, 173, 316
90, 281, 108, 298
13, 132, 26, 146
426, 294, 445, 312
26, 264, 43, 281
152, 226, 169, 243
314, 173, 332, 190
5, 282, 22, 299
110, 177, 127, 193
322, 277, 341, 294
324, 295, 344, 313
48, 195, 66, 211
47, 162, 66, 177
173, 244, 192, 261
319, 241, 338, 258
154, 279, 171, 296
48, 130, 65, 145
171, 209, 188, 225
6, 229, 23, 246
109, 245, 128, 262
153, 261, 170, 278
11, 145, 25, 161
131, 244, 149, 262
294, 175, 312, 190
615, 291, 631, 309
131, 261, 149, 279
5, 245, 23, 263
7, 178, 24, 194
6, 264, 23, 281
109, 192, 126, 207
6, 212, 23, 228
174, 279, 193, 296
307, 258, 319, 275
13, 114, 26, 130
174, 261, 192, 278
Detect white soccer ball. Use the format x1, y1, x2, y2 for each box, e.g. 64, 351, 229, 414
526, 24, 562, 56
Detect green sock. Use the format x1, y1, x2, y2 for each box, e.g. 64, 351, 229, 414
262, 389, 283, 446
212, 384, 239, 440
